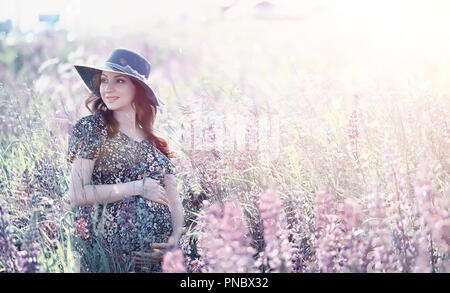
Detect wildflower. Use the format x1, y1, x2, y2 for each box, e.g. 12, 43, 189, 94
342, 198, 363, 228
382, 140, 416, 272
314, 186, 347, 272
285, 190, 313, 273
197, 201, 256, 273
40, 222, 58, 250
162, 249, 186, 273
347, 94, 361, 165
259, 187, 292, 273
366, 187, 399, 272
413, 160, 448, 272
18, 214, 41, 273
0, 201, 20, 272
316, 221, 344, 273
433, 218, 450, 252
314, 186, 334, 239
340, 198, 371, 272
74, 218, 90, 240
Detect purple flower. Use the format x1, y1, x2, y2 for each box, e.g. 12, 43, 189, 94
286, 191, 314, 273
342, 198, 363, 229
258, 187, 293, 273
17, 211, 41, 273
382, 141, 417, 272
314, 186, 334, 240
365, 187, 399, 272
197, 201, 257, 273
413, 160, 449, 272
340, 198, 371, 272
314, 186, 345, 273
0, 201, 20, 272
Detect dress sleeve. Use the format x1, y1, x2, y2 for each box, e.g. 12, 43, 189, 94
152, 145, 176, 176
66, 115, 106, 164
165, 158, 176, 176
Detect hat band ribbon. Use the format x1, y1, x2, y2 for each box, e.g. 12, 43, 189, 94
105, 62, 146, 82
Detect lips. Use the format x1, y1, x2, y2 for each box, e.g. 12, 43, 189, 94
106, 96, 120, 103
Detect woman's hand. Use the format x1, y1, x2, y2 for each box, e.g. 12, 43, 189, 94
132, 243, 173, 270
135, 178, 169, 205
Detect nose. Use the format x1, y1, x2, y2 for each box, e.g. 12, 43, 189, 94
104, 81, 114, 92
101, 81, 116, 96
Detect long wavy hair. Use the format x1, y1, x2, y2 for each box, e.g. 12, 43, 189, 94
84, 73, 174, 158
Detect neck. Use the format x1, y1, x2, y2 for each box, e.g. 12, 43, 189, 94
113, 106, 137, 132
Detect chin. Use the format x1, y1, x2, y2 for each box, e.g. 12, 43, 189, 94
106, 103, 124, 110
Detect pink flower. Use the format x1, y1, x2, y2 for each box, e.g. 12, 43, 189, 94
314, 185, 334, 239
339, 197, 371, 272
413, 160, 449, 272
162, 249, 186, 273
433, 218, 450, 252
197, 201, 257, 273
366, 187, 400, 272
342, 198, 363, 229
258, 187, 293, 272
74, 218, 89, 240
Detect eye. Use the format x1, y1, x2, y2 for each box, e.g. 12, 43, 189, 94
116, 78, 125, 84
100, 78, 108, 84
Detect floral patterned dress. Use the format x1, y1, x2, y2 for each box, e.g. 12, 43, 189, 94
66, 112, 175, 273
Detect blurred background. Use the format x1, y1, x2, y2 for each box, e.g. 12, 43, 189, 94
1, 0, 450, 175
1, 0, 450, 162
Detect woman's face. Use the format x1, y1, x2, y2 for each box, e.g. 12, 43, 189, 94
99, 71, 136, 111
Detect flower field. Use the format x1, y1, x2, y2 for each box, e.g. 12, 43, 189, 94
0, 4, 449, 273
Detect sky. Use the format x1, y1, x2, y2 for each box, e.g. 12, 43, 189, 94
1, 0, 332, 33
1, 0, 449, 39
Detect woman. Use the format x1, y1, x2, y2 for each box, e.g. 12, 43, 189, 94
67, 48, 183, 272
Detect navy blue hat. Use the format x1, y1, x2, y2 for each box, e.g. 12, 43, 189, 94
73, 48, 160, 106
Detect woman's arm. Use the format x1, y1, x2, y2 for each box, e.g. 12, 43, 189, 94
70, 181, 141, 207
163, 174, 184, 245
69, 157, 141, 206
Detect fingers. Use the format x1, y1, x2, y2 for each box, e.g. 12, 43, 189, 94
150, 243, 170, 249
132, 241, 174, 265
134, 257, 163, 265
154, 199, 165, 206
134, 251, 164, 264
142, 178, 170, 206
132, 251, 164, 264
155, 193, 169, 206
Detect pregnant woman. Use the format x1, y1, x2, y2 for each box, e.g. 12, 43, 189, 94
66, 48, 183, 272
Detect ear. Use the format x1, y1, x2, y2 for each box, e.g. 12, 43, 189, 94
150, 104, 157, 116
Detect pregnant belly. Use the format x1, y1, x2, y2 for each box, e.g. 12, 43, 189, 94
134, 198, 173, 244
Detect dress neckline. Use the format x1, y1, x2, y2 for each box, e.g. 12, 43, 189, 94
95, 114, 149, 144
118, 131, 148, 144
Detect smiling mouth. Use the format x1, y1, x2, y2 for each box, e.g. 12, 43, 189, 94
106, 96, 120, 102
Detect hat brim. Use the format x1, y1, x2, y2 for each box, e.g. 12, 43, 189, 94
73, 64, 160, 106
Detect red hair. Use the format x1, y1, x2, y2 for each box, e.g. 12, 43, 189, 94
84, 73, 175, 158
